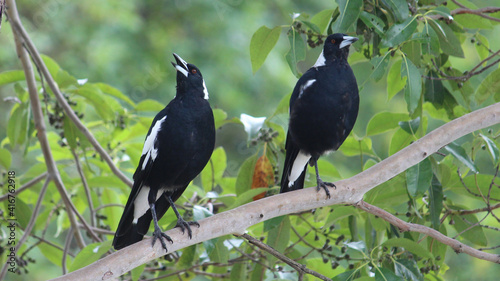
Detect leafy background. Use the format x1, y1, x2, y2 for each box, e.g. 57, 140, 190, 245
1, 0, 500, 280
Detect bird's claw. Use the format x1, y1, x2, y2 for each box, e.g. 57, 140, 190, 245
316, 178, 335, 199
176, 219, 200, 239
151, 226, 173, 252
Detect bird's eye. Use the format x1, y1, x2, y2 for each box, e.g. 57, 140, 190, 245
331, 39, 336, 44
191, 69, 197, 74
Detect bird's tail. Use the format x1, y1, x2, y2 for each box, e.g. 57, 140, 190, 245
112, 202, 152, 250
280, 137, 307, 193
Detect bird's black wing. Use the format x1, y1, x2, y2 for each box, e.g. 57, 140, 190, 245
280, 70, 317, 193
112, 111, 167, 250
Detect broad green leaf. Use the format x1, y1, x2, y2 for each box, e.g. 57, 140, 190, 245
69, 241, 112, 272
95, 83, 135, 106
480, 134, 499, 164
401, 56, 422, 114
325, 206, 357, 228
285, 29, 306, 77
201, 147, 226, 191
387, 60, 406, 100
421, 22, 440, 56
266, 216, 290, 265
395, 259, 423, 281
339, 135, 374, 157
208, 237, 229, 263
380, 16, 418, 48
7, 102, 29, 146
332, 270, 358, 281
250, 26, 281, 73
402, 39, 421, 66
406, 157, 432, 198
368, 52, 391, 82
38, 243, 64, 267
178, 245, 197, 268
134, 99, 165, 112
0, 148, 12, 169
235, 154, 258, 196
193, 205, 213, 221
332, 0, 362, 33
428, 19, 464, 58
4, 198, 31, 229
398, 117, 420, 135
41, 54, 61, 78
451, 213, 487, 246
310, 9, 335, 34
250, 264, 265, 281
366, 112, 409, 136
444, 142, 478, 173
383, 238, 434, 259
301, 20, 321, 34
230, 262, 246, 281
429, 176, 443, 230
424, 70, 444, 104
131, 264, 146, 281
359, 11, 385, 36
475, 33, 490, 61
381, 0, 410, 22
0, 70, 25, 86
63, 116, 78, 149
375, 267, 404, 281
476, 68, 500, 104
229, 187, 268, 209
344, 240, 366, 253
71, 84, 116, 120
389, 128, 413, 156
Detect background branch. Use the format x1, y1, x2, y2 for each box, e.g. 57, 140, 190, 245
49, 102, 500, 281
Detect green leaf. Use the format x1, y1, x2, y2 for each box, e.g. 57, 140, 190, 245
131, 264, 146, 281
387, 60, 406, 100
285, 29, 306, 77
229, 187, 268, 209
63, 116, 78, 149
38, 243, 64, 267
0, 70, 25, 86
134, 99, 165, 112
332, 0, 362, 33
235, 154, 258, 196
178, 245, 196, 268
201, 147, 226, 191
95, 83, 135, 106
339, 135, 374, 157
0, 148, 12, 169
325, 206, 358, 228
266, 216, 290, 265
398, 117, 420, 135
389, 128, 413, 156
406, 157, 432, 198
476, 68, 500, 104
375, 267, 404, 281
41, 55, 61, 78
71, 84, 116, 120
209, 238, 229, 263
421, 22, 440, 56
263, 216, 285, 232
359, 11, 385, 36
401, 56, 422, 114
475, 33, 490, 61
394, 259, 423, 281
310, 9, 335, 33
332, 270, 358, 281
380, 0, 410, 22
230, 262, 246, 281
383, 238, 434, 259
444, 142, 478, 173
69, 241, 112, 272
7, 103, 29, 146
451, 213, 488, 246
428, 19, 464, 58
480, 134, 500, 164
366, 112, 409, 136
429, 176, 443, 230
380, 16, 418, 48
193, 205, 213, 221
250, 26, 281, 73
368, 52, 391, 82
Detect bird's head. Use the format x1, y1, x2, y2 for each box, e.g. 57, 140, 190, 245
320, 33, 358, 64
171, 53, 209, 99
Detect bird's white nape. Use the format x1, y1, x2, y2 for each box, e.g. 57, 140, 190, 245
313, 50, 326, 68
141, 116, 167, 170
202, 79, 209, 100
288, 150, 311, 187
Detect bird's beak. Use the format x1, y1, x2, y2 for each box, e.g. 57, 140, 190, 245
171, 53, 189, 77
339, 36, 358, 49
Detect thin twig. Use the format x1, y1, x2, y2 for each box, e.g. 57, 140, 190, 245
240, 233, 333, 281
71, 148, 96, 227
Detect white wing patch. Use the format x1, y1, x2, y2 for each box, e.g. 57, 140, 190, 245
313, 50, 326, 68
132, 186, 165, 224
298, 79, 316, 99
202, 79, 209, 100
288, 150, 311, 187
141, 116, 167, 170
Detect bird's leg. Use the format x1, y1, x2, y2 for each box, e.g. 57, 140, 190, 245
150, 203, 173, 251
311, 159, 334, 199
166, 195, 200, 239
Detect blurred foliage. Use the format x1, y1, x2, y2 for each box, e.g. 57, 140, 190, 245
1, 0, 500, 280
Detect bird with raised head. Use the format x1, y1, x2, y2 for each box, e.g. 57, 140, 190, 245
280, 33, 359, 198
113, 53, 215, 251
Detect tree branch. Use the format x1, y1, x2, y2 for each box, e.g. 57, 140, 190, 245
49, 103, 500, 280
427, 5, 500, 22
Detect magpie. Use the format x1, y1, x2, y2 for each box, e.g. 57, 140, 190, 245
112, 53, 215, 251
280, 33, 359, 198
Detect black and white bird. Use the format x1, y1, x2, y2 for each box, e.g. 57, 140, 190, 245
280, 33, 359, 198
112, 54, 215, 251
